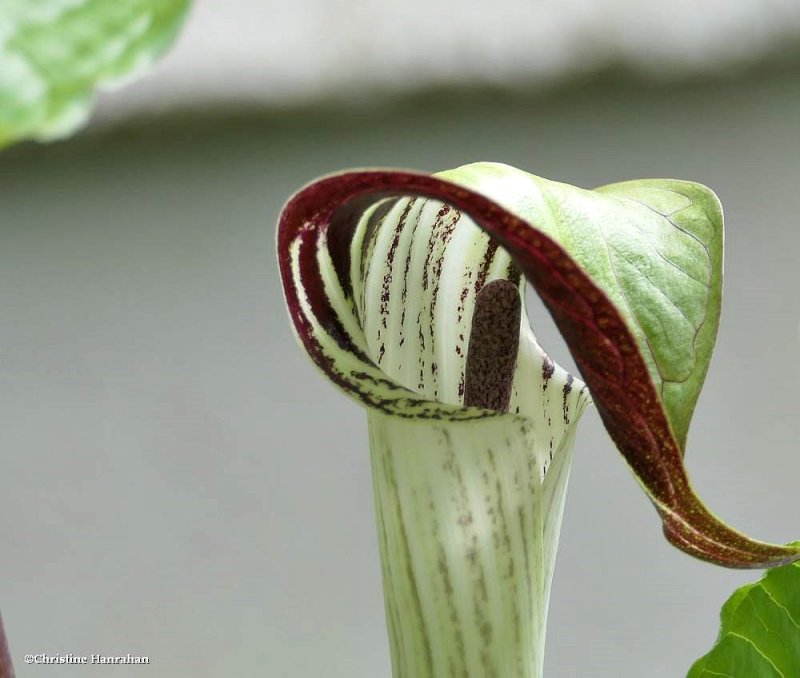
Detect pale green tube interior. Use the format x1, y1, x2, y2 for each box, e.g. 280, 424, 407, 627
369, 412, 580, 678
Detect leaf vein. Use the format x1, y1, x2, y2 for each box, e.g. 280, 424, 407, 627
726, 631, 785, 678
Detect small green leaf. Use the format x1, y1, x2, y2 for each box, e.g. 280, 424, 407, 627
689, 544, 800, 677
0, 0, 190, 148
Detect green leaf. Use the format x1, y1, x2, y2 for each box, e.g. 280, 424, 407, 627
689, 546, 800, 677
0, 0, 190, 148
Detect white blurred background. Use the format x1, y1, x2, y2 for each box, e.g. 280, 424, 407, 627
2, 2, 800, 677
97, 0, 800, 117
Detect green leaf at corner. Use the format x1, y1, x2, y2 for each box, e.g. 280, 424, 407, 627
689, 544, 800, 677
0, 0, 190, 149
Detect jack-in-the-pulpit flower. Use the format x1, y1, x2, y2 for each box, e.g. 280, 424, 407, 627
277, 162, 799, 677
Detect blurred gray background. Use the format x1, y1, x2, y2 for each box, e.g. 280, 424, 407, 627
2, 2, 800, 677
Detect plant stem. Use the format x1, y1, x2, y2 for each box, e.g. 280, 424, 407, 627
0, 612, 14, 678
368, 412, 577, 677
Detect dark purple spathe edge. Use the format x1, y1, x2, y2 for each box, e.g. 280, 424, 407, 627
276, 169, 799, 569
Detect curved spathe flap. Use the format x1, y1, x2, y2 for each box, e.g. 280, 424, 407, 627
276, 165, 799, 568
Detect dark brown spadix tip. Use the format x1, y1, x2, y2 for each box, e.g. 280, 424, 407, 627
0, 612, 14, 678
464, 279, 522, 412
